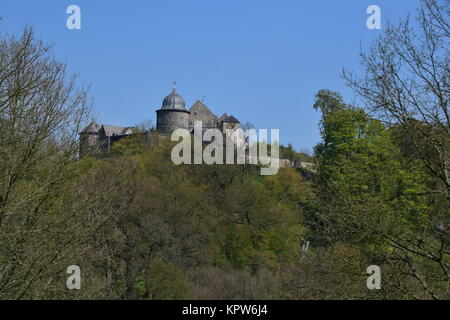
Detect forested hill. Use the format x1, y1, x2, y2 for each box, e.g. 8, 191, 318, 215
1, 0, 448, 299
71, 138, 316, 299
68, 102, 448, 299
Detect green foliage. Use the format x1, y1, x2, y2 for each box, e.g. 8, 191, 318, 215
64, 135, 313, 299
145, 259, 192, 300
310, 89, 449, 299
280, 144, 313, 162
313, 90, 429, 231
3, 3, 448, 299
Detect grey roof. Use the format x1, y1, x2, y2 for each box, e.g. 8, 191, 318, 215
161, 88, 186, 110
222, 115, 240, 123
80, 121, 138, 137
81, 121, 101, 133
101, 125, 135, 137
217, 113, 229, 122
189, 100, 217, 120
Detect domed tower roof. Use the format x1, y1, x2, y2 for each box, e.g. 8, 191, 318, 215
161, 87, 186, 110
156, 85, 190, 133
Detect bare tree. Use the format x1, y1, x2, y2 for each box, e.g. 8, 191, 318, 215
343, 0, 449, 199
0, 27, 92, 299
342, 0, 450, 299
135, 119, 154, 132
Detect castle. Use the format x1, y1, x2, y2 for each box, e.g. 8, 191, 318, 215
79, 86, 314, 173
79, 86, 241, 156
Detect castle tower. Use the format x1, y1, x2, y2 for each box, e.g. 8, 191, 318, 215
79, 121, 101, 157
220, 115, 240, 131
156, 86, 190, 133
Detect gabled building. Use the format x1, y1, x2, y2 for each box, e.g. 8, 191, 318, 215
155, 86, 240, 133
79, 86, 241, 157
79, 121, 139, 156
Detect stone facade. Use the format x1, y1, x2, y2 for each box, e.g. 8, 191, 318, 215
156, 109, 191, 133
78, 87, 314, 173
155, 88, 241, 134
79, 121, 139, 157
79, 87, 241, 156
188, 100, 218, 129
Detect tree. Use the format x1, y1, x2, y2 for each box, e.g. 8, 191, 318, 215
144, 258, 192, 299
0, 27, 92, 299
343, 0, 449, 199
342, 0, 449, 298
135, 119, 154, 131
311, 89, 449, 299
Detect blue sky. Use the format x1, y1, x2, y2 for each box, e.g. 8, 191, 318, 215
0, 0, 421, 151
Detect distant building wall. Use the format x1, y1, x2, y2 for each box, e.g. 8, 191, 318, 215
156, 109, 190, 133
79, 132, 99, 157
189, 101, 218, 129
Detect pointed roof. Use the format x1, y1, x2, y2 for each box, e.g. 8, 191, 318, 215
222, 115, 240, 123
81, 121, 101, 133
217, 113, 229, 122
189, 100, 217, 120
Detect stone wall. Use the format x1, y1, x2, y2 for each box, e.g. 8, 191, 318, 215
156, 109, 190, 133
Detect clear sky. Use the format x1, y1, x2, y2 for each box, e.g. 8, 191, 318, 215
0, 0, 421, 151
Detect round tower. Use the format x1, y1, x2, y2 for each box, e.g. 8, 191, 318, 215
156, 86, 190, 133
